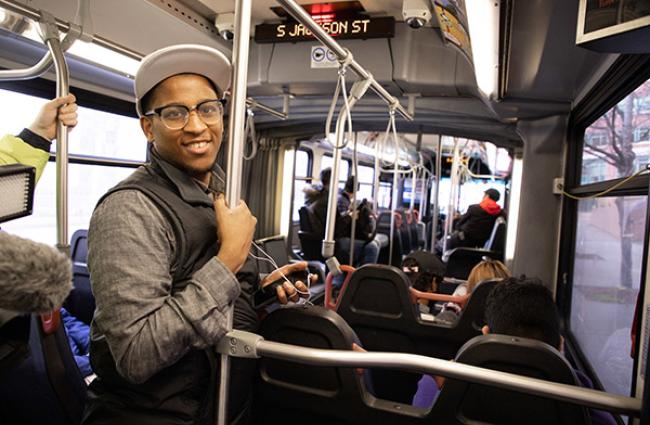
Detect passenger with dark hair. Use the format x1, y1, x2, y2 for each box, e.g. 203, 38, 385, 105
304, 168, 379, 266
83, 44, 309, 425
445, 188, 505, 250
413, 277, 618, 425
337, 174, 380, 266
402, 250, 446, 316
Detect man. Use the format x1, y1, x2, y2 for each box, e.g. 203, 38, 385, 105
402, 250, 446, 315
413, 278, 617, 425
0, 94, 77, 180
82, 44, 307, 425
304, 169, 379, 266
446, 188, 504, 250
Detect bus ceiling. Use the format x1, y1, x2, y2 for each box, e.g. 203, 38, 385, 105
0, 0, 634, 148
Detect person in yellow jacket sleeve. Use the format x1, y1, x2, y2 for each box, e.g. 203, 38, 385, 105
0, 94, 78, 181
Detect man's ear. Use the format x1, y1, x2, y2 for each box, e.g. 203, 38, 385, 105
481, 325, 490, 335
140, 116, 154, 142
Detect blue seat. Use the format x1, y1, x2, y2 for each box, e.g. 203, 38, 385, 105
70, 229, 88, 265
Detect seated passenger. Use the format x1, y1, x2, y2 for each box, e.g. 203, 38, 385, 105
437, 258, 511, 321
303, 168, 379, 266
337, 175, 380, 266
402, 250, 446, 316
445, 188, 505, 250
413, 277, 617, 425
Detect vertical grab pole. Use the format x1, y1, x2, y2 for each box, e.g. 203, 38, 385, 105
373, 140, 381, 213
442, 140, 460, 253
348, 132, 359, 266
287, 142, 299, 245
419, 167, 427, 222
388, 110, 398, 263
42, 20, 70, 255
219, 0, 252, 424
431, 137, 442, 253
409, 168, 416, 213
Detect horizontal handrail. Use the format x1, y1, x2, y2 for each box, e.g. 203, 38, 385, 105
218, 330, 642, 416
276, 0, 413, 122
0, 0, 142, 60
246, 98, 287, 120
0, 51, 54, 81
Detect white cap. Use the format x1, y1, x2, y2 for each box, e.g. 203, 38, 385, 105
134, 44, 231, 116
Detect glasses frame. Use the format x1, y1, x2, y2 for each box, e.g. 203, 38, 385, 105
145, 98, 227, 130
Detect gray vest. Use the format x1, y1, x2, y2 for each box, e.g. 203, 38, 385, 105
83, 153, 258, 425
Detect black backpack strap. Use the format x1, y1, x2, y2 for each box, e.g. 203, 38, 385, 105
38, 312, 85, 424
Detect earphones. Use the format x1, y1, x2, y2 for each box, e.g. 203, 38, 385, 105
248, 242, 313, 303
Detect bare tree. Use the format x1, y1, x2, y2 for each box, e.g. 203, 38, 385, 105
583, 90, 649, 288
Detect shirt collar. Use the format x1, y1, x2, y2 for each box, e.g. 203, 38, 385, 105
149, 145, 226, 207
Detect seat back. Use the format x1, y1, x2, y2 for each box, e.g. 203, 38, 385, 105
0, 313, 86, 425
409, 222, 420, 250
335, 265, 422, 403
254, 235, 291, 273
398, 211, 413, 253
337, 267, 498, 402
63, 263, 95, 326
377, 212, 404, 266
482, 217, 506, 255
444, 248, 501, 280
255, 305, 425, 425
298, 206, 313, 232
431, 334, 590, 425
297, 230, 324, 262
70, 229, 88, 264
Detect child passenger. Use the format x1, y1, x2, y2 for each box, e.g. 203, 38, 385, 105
402, 250, 446, 316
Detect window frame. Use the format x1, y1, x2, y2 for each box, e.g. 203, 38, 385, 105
320, 153, 352, 184
557, 55, 650, 400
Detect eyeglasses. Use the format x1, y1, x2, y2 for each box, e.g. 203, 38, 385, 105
145, 99, 226, 130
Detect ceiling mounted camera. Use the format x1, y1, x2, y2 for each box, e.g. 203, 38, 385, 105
215, 13, 235, 41
402, 0, 432, 29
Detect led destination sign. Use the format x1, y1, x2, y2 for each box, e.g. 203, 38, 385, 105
254, 16, 395, 43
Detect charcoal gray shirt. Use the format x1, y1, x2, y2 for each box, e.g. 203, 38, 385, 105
88, 189, 240, 384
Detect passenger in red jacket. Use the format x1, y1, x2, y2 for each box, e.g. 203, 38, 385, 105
446, 188, 504, 250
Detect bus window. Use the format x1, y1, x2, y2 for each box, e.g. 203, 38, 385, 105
320, 154, 350, 187
292, 149, 312, 222
580, 78, 650, 185
0, 88, 145, 162
0, 88, 143, 244
570, 195, 646, 396
357, 164, 374, 201
377, 181, 392, 209
2, 163, 135, 245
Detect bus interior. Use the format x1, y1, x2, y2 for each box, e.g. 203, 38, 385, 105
0, 0, 649, 424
